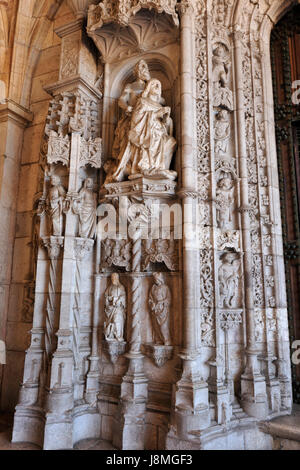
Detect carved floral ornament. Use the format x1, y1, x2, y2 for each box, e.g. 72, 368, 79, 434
87, 0, 180, 30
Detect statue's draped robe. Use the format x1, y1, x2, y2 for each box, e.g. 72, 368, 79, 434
113, 96, 176, 180
149, 283, 171, 345
78, 189, 96, 239
104, 284, 126, 342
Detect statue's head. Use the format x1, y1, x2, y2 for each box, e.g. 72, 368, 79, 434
134, 59, 151, 82
50, 174, 60, 186
218, 176, 232, 189
214, 43, 227, 58
142, 78, 162, 101
221, 252, 238, 264
217, 109, 228, 121
153, 272, 164, 285
84, 178, 94, 189
111, 273, 120, 286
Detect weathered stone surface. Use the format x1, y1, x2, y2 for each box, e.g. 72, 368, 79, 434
0, 0, 296, 451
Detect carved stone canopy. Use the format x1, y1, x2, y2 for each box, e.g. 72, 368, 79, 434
87, 6, 179, 63
87, 0, 179, 30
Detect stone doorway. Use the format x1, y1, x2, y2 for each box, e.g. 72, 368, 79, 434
271, 4, 300, 404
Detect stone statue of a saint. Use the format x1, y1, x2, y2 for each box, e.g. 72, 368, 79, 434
105, 61, 177, 182
214, 109, 230, 156
218, 252, 241, 308
148, 273, 172, 346
104, 273, 126, 342
46, 175, 66, 236
212, 44, 233, 111
104, 59, 151, 183
74, 178, 97, 239
216, 175, 235, 229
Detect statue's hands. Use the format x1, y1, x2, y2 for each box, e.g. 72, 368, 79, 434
126, 106, 133, 115
162, 107, 171, 122
156, 107, 170, 119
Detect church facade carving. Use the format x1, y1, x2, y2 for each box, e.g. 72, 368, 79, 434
0, 0, 293, 451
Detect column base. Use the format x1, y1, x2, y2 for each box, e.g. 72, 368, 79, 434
173, 355, 211, 437
43, 414, 73, 450
241, 349, 268, 419
112, 353, 148, 450
113, 399, 147, 450
12, 405, 45, 448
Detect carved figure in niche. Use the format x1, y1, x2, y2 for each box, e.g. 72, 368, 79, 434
216, 175, 235, 229
218, 252, 241, 308
214, 109, 230, 156
113, 78, 177, 181
74, 178, 97, 239
46, 175, 66, 236
102, 239, 131, 271
143, 238, 178, 271
104, 273, 126, 342
149, 273, 172, 346
212, 44, 233, 111
105, 59, 151, 183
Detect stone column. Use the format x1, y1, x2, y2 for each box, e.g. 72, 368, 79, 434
12, 236, 64, 447
11, 16, 102, 449
0, 101, 32, 404
113, 230, 148, 450
171, 1, 210, 441
233, 30, 268, 419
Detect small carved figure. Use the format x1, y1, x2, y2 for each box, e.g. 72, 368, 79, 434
104, 273, 126, 342
46, 175, 66, 236
212, 44, 233, 111
216, 175, 235, 229
218, 252, 241, 308
149, 273, 172, 346
102, 239, 131, 271
143, 238, 178, 271
74, 178, 97, 239
214, 109, 230, 155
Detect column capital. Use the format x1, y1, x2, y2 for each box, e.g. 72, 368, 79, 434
177, 0, 199, 18
0, 99, 33, 128
54, 19, 84, 38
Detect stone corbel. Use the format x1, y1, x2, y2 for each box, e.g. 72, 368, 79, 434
102, 339, 127, 364
74, 237, 95, 261
142, 343, 173, 368
42, 236, 64, 260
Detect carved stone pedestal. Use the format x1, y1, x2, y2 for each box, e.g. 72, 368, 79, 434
102, 339, 127, 364
207, 357, 232, 425
241, 349, 269, 419
172, 356, 211, 439
259, 355, 281, 414
143, 344, 173, 368
113, 353, 148, 450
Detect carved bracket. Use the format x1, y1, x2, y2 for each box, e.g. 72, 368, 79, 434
143, 343, 173, 367
218, 309, 243, 330
102, 339, 127, 364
